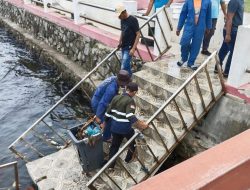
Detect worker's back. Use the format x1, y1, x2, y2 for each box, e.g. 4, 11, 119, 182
91, 76, 118, 116
106, 93, 136, 134
93, 76, 117, 100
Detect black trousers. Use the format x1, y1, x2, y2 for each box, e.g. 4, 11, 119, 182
109, 129, 136, 168
202, 18, 218, 51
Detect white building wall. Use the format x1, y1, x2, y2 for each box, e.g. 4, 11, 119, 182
227, 25, 250, 87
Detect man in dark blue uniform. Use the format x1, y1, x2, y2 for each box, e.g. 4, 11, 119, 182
105, 82, 148, 168
91, 70, 130, 141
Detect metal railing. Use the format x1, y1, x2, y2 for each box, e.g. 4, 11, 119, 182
8, 48, 122, 162
45, 0, 148, 30
31, 0, 44, 5
47, 3, 72, 15
86, 51, 225, 189
77, 1, 149, 21
138, 6, 173, 61
0, 161, 19, 190
8, 5, 173, 163
39, 0, 172, 61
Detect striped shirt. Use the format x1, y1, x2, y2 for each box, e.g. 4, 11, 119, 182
105, 93, 138, 134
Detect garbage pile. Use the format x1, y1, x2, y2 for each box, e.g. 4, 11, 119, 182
68, 117, 104, 172
75, 117, 102, 146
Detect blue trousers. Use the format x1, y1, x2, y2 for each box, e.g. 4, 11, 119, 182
181, 26, 204, 66
102, 120, 112, 141
121, 49, 132, 76
218, 29, 237, 75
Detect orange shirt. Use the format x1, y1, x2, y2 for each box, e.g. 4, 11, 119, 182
194, 0, 202, 24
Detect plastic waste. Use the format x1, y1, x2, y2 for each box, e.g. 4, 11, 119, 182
85, 124, 101, 136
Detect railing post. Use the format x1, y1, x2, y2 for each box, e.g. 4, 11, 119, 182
215, 54, 226, 92
14, 162, 19, 190
0, 162, 19, 190
73, 0, 81, 24
153, 7, 172, 56
43, 0, 51, 13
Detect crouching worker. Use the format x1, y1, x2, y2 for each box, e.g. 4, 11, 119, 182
105, 82, 148, 168
91, 70, 130, 141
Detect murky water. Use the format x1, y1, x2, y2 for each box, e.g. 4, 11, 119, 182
0, 27, 91, 189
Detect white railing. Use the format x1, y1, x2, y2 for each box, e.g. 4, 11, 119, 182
27, 0, 173, 57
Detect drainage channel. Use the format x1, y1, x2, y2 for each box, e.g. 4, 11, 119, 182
0, 27, 91, 188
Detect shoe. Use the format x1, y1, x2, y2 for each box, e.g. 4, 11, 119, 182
177, 60, 187, 67
125, 153, 135, 163
201, 50, 212, 56
188, 64, 199, 71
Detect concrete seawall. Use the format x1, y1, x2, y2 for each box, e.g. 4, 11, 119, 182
175, 95, 250, 159
0, 0, 116, 93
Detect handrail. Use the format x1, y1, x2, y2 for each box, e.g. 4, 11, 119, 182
77, 1, 149, 21
78, 1, 115, 12
9, 2, 173, 164
87, 51, 225, 188
47, 0, 153, 32
47, 3, 72, 14
31, 0, 44, 5
147, 51, 217, 124
139, 6, 173, 31
79, 15, 121, 30
0, 161, 19, 190
44, 1, 171, 61
8, 48, 118, 149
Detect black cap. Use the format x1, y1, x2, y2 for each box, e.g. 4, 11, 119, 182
117, 70, 130, 86
127, 82, 138, 92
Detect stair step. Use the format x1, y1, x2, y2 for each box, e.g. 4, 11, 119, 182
133, 70, 210, 111
143, 57, 222, 91
135, 88, 194, 125
136, 106, 185, 146
98, 119, 185, 189
100, 136, 165, 189
88, 54, 223, 190
135, 107, 174, 147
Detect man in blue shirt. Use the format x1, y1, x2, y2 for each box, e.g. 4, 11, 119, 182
216, 0, 244, 77
91, 70, 130, 140
201, 0, 226, 56
176, 0, 212, 70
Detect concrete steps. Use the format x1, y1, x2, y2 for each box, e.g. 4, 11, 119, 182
99, 134, 166, 190
98, 55, 223, 189
25, 52, 223, 190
